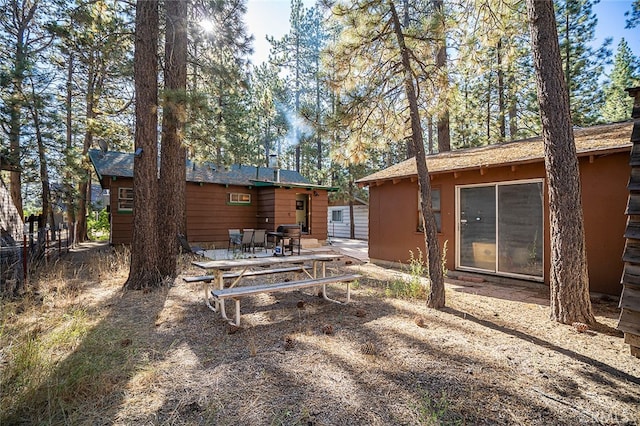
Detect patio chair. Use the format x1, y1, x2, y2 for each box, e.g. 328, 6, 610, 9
228, 229, 241, 252
241, 229, 254, 252
252, 229, 266, 252
178, 233, 205, 256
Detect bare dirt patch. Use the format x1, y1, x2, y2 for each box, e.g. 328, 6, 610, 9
2, 243, 639, 425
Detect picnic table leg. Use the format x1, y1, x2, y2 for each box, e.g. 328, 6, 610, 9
233, 298, 241, 326
321, 281, 352, 305
203, 273, 222, 313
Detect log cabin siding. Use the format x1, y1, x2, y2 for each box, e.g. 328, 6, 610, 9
107, 178, 134, 245
186, 183, 258, 246
104, 180, 330, 247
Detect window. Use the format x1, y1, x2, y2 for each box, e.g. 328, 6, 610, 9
332, 209, 343, 222
417, 188, 441, 233
118, 187, 133, 212
228, 192, 251, 205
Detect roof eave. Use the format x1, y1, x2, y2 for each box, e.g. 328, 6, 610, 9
357, 144, 632, 187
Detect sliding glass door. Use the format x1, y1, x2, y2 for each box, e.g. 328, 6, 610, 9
459, 186, 497, 271
457, 180, 544, 280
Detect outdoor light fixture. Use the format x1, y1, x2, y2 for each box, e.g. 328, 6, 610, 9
134, 147, 143, 157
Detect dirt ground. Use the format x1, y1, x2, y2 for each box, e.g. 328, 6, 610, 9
3, 243, 640, 425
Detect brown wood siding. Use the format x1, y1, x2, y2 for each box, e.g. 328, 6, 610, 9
186, 183, 258, 246
270, 188, 328, 241
106, 179, 330, 247
368, 150, 629, 296
108, 178, 134, 245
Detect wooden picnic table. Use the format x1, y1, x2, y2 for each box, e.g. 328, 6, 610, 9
192, 253, 348, 324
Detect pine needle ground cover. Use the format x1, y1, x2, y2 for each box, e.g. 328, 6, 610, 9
1, 243, 638, 425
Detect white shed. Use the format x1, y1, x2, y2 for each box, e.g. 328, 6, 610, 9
327, 198, 368, 240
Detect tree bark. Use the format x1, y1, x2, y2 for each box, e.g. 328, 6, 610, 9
125, 0, 162, 290
28, 80, 55, 240
526, 0, 594, 324
497, 39, 506, 142
389, 0, 445, 308
65, 52, 76, 245
158, 0, 188, 278
433, 0, 450, 153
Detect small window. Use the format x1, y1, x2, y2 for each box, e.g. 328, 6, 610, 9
118, 187, 133, 212
332, 210, 343, 222
228, 193, 251, 205
418, 188, 441, 233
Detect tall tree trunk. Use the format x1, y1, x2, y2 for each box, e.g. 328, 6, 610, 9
295, 32, 301, 172
507, 67, 517, 140
402, 0, 415, 159
348, 171, 355, 239
497, 39, 506, 142
486, 76, 491, 141
9, 27, 27, 220
564, 8, 571, 111
28, 81, 55, 240
65, 52, 76, 245
316, 56, 323, 182
526, 0, 594, 324
433, 0, 450, 152
125, 0, 162, 290
76, 68, 97, 243
158, 0, 188, 278
427, 116, 434, 154
389, 0, 445, 308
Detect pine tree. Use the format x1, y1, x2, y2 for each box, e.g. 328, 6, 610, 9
0, 0, 53, 219
556, 0, 611, 126
187, 0, 253, 167
626, 0, 640, 28
526, 0, 595, 324
327, 0, 445, 308
158, 0, 188, 278
268, 0, 331, 178
125, 0, 162, 290
602, 39, 639, 123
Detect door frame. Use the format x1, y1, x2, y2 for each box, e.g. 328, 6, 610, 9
455, 178, 545, 282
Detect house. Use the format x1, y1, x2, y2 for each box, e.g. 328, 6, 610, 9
88, 150, 335, 247
1, 177, 23, 241
357, 122, 633, 296
327, 197, 369, 240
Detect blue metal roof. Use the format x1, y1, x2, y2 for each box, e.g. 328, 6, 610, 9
88, 149, 313, 187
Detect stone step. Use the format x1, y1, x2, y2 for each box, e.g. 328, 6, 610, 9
302, 238, 321, 248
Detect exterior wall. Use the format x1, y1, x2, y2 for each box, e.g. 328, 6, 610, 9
105, 179, 330, 247
271, 187, 328, 242
106, 177, 134, 245
186, 183, 259, 246
368, 151, 629, 296
328, 205, 369, 240
1, 179, 23, 240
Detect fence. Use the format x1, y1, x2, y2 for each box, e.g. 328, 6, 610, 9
0, 225, 71, 296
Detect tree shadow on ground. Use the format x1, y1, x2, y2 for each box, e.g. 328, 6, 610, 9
443, 307, 639, 387
2, 283, 170, 424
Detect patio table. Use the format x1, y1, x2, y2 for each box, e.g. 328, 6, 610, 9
192, 253, 344, 315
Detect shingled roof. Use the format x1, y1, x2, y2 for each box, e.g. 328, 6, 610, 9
88, 150, 322, 188
357, 121, 633, 185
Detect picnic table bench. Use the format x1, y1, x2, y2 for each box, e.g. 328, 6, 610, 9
212, 273, 361, 326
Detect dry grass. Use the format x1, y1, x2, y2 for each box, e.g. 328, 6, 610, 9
1, 243, 639, 425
